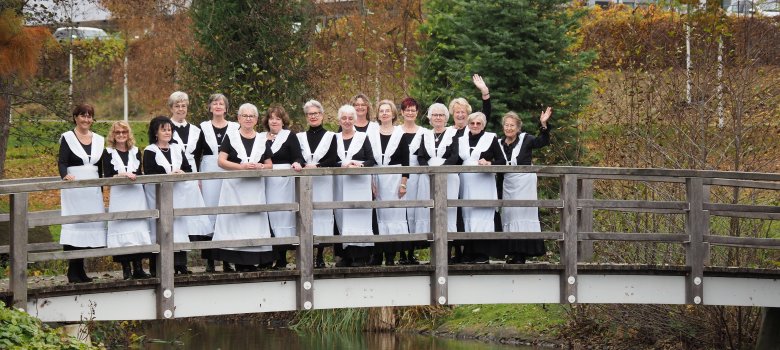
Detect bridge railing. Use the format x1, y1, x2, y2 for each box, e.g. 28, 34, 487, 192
1, 166, 779, 318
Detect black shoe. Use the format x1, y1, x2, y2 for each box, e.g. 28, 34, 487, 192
236, 264, 258, 272
473, 255, 489, 264
121, 262, 132, 280
385, 259, 395, 266
174, 265, 192, 275
506, 255, 526, 264
368, 255, 382, 266
335, 258, 352, 267
407, 255, 420, 265
132, 260, 151, 279
205, 260, 216, 273
351, 260, 367, 267
314, 257, 326, 268
222, 261, 235, 273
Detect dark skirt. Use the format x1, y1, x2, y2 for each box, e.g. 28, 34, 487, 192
211, 249, 275, 266
189, 234, 215, 260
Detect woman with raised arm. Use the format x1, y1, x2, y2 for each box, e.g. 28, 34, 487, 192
349, 93, 379, 134
262, 105, 304, 269
103, 121, 151, 280
367, 100, 409, 266
195, 93, 237, 272
498, 108, 552, 264
451, 112, 506, 264
399, 97, 429, 265
58, 104, 106, 283
211, 103, 275, 272
416, 103, 460, 260
333, 105, 377, 267
298, 100, 340, 268
143, 116, 211, 275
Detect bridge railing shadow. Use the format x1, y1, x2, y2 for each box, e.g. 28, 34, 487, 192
1, 166, 779, 317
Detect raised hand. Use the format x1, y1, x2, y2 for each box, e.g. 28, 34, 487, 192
540, 107, 552, 127
472, 74, 489, 96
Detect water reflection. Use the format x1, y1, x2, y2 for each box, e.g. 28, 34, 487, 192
139, 319, 533, 350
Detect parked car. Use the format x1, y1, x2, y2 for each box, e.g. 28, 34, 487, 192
726, 0, 780, 17
53, 27, 109, 42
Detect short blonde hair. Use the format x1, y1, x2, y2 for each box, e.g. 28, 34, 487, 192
502, 111, 523, 131
107, 121, 136, 149
375, 99, 398, 123
448, 98, 472, 116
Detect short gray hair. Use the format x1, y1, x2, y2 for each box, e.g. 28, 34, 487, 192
467, 111, 486, 126
168, 91, 188, 108
338, 104, 357, 121
237, 103, 259, 117
208, 93, 229, 114
426, 103, 449, 122
303, 99, 324, 114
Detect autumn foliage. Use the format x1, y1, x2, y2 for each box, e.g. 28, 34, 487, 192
0, 9, 55, 80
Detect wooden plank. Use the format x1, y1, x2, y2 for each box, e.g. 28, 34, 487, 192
313, 200, 434, 210
685, 178, 706, 305
174, 203, 298, 216
0, 213, 8, 223
578, 179, 594, 262
703, 203, 780, 213
175, 237, 300, 250
579, 199, 688, 210
704, 235, 780, 249
705, 178, 780, 190
314, 233, 431, 244
28, 244, 161, 262
708, 211, 780, 220
593, 207, 687, 214
10, 193, 29, 310
448, 232, 563, 240
430, 173, 449, 306
28, 209, 158, 227
448, 199, 562, 208
0, 242, 62, 255
156, 183, 175, 319
580, 232, 689, 242
561, 174, 578, 304
578, 174, 686, 183
296, 176, 314, 311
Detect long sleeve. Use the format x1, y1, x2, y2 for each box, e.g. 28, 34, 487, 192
361, 140, 376, 167
101, 149, 115, 177
481, 96, 491, 121
142, 149, 165, 175
180, 150, 193, 173
318, 137, 340, 168
487, 137, 506, 165
58, 137, 71, 178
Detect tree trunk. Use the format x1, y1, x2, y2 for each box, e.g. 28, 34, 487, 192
365, 306, 395, 332
0, 76, 12, 179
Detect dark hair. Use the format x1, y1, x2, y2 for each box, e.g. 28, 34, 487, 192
148, 115, 174, 144
71, 103, 95, 124
400, 97, 419, 111
262, 104, 291, 131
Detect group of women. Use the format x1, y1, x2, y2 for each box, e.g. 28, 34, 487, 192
58, 74, 552, 283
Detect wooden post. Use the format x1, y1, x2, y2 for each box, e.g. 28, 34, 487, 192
10, 193, 29, 310
577, 179, 594, 262
296, 176, 314, 311
430, 173, 448, 306
685, 177, 706, 305
756, 307, 780, 350
155, 182, 175, 319
560, 175, 578, 304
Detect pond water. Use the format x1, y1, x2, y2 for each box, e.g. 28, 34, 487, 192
138, 319, 534, 350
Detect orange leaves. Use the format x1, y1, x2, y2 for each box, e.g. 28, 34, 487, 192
0, 9, 54, 79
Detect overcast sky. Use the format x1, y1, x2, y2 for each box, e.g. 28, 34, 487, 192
25, 0, 112, 24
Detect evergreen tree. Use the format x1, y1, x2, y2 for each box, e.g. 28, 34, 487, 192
180, 0, 315, 125
413, 0, 593, 164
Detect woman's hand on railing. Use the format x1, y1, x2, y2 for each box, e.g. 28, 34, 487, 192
304, 164, 317, 169
117, 172, 137, 180
62, 174, 75, 181
478, 158, 492, 166
292, 162, 303, 172
172, 169, 185, 174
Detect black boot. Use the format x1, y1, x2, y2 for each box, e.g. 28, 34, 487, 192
76, 259, 93, 282
315, 246, 325, 268
398, 251, 409, 265
121, 261, 132, 280
384, 251, 395, 266
174, 265, 192, 275
274, 251, 288, 269
222, 261, 235, 273
407, 249, 420, 265
67, 259, 85, 283
132, 260, 151, 279
367, 254, 382, 266
205, 259, 216, 273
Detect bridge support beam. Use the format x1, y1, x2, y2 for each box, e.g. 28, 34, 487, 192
155, 182, 175, 319
296, 176, 314, 310
430, 173, 448, 306
577, 179, 594, 262
10, 193, 29, 310
685, 178, 706, 305
560, 175, 578, 304
756, 307, 780, 350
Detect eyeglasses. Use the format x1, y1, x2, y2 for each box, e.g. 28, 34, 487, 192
431, 113, 446, 118
469, 122, 484, 126
306, 112, 321, 117
238, 114, 257, 119
353, 103, 367, 107
114, 130, 129, 135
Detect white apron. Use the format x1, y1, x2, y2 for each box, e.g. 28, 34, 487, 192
144, 143, 211, 244
297, 130, 335, 236
199, 121, 240, 231
369, 126, 409, 235
335, 132, 373, 248
500, 134, 541, 232
212, 131, 271, 252
172, 121, 201, 172
423, 129, 459, 232
106, 147, 152, 247
406, 127, 431, 234
265, 130, 296, 238
59, 131, 106, 248
459, 132, 498, 232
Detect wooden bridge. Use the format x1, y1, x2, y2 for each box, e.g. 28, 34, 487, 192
1, 166, 778, 327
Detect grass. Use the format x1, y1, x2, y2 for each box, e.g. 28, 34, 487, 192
435, 304, 567, 339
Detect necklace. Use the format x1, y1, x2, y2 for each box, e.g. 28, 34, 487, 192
160, 147, 170, 153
